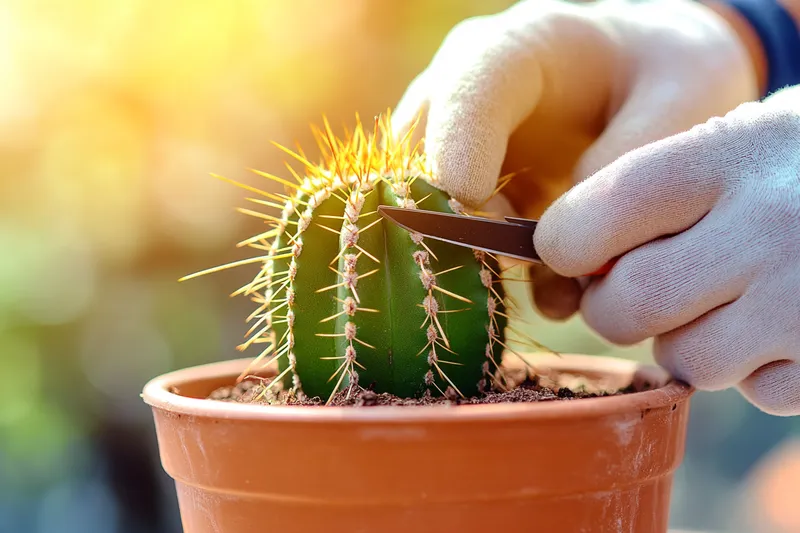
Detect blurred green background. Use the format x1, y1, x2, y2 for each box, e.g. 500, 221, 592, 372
0, 1, 798, 532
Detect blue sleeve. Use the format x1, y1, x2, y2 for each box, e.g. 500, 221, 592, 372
718, 0, 800, 97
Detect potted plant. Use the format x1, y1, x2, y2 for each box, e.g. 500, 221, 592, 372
142, 113, 693, 533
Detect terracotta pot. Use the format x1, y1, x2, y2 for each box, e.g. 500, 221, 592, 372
142, 353, 693, 533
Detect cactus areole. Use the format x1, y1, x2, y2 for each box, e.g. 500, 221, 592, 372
182, 113, 530, 404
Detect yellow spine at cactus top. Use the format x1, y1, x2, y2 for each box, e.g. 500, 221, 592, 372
182, 112, 540, 404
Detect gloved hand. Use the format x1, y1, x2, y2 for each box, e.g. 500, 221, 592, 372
391, 0, 760, 319
534, 85, 800, 416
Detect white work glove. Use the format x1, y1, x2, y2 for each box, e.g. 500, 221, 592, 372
534, 85, 800, 417
391, 0, 759, 319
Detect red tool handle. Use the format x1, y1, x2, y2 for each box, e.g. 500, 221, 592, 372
585, 257, 619, 277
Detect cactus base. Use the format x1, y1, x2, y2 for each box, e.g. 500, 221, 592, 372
207, 362, 644, 406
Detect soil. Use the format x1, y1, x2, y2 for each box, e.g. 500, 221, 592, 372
206, 370, 648, 407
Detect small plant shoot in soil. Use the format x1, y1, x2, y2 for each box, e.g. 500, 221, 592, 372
181, 111, 614, 406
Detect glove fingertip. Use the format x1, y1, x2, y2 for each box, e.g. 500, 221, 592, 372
737, 361, 800, 417
428, 127, 505, 208
533, 197, 590, 277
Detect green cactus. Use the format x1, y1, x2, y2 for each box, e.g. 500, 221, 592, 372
183, 113, 528, 403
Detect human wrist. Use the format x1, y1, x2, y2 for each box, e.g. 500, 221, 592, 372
700, 0, 800, 98
700, 0, 769, 95
778, 0, 800, 26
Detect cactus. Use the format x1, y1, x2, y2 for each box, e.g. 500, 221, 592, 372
182, 113, 538, 404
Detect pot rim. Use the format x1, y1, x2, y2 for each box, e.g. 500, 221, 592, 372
142, 353, 692, 423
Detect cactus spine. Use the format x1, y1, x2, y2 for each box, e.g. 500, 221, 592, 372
183, 113, 523, 403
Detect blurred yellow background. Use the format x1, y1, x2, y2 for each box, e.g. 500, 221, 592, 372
0, 1, 797, 532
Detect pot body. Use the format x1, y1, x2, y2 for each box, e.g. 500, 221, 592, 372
143, 354, 692, 533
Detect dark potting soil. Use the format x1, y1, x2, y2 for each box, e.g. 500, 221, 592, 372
206, 371, 646, 407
